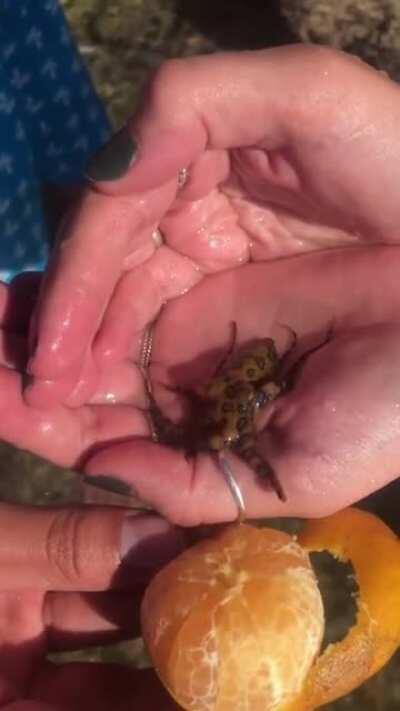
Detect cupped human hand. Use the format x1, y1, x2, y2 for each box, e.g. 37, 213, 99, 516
13, 45, 400, 523
0, 497, 183, 710
5, 253, 400, 525
82, 244, 400, 523
25, 44, 400, 410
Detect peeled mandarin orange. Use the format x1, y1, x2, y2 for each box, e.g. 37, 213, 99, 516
142, 509, 400, 711
141, 523, 324, 711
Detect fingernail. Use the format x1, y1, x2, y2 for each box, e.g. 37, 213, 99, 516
86, 128, 138, 182
121, 514, 185, 570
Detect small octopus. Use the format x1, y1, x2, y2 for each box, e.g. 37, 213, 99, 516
141, 322, 329, 503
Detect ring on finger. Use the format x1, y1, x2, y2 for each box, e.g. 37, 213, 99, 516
217, 452, 246, 523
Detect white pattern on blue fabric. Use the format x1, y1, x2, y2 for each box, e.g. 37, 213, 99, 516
17, 180, 28, 197
46, 142, 62, 158
0, 154, 13, 174
14, 241, 27, 258
15, 120, 26, 141
0, 0, 111, 282
26, 28, 43, 50
5, 220, 19, 237
45, 0, 58, 14
25, 96, 44, 114
0, 199, 10, 215
23, 202, 33, 219
73, 136, 89, 152
41, 59, 58, 79
71, 56, 82, 74
0, 92, 15, 114
60, 26, 72, 46
2, 43, 16, 60
54, 86, 71, 106
39, 120, 51, 136
10, 68, 31, 90
67, 113, 79, 130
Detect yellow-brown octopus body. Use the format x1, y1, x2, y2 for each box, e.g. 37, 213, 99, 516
143, 332, 287, 501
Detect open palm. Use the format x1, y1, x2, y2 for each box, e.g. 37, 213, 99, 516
11, 44, 400, 522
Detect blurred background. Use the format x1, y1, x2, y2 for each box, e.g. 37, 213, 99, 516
7, 1, 400, 708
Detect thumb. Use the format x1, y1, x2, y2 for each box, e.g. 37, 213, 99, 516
0, 504, 184, 591
84, 48, 294, 193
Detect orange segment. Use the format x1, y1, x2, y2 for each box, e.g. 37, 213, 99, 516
287, 507, 400, 710
141, 524, 324, 711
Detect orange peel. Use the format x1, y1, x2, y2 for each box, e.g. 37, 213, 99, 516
141, 508, 400, 711
289, 507, 400, 710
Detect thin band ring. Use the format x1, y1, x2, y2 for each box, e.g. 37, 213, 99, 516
178, 167, 189, 188
151, 228, 164, 248
217, 452, 246, 523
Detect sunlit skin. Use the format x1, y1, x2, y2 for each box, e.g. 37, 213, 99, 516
2, 45, 400, 709
3, 45, 400, 524
0, 465, 183, 710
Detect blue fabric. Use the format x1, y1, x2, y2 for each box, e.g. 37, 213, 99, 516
0, 0, 111, 282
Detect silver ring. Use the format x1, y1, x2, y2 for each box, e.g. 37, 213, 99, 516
151, 229, 164, 248
178, 167, 189, 188
217, 452, 246, 523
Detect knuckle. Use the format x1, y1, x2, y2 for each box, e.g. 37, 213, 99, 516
44, 509, 94, 586
293, 43, 350, 72
146, 57, 196, 112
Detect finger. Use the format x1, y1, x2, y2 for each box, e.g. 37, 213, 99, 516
27, 46, 397, 409
86, 45, 400, 198
26, 182, 175, 406
31, 666, 178, 711
151, 245, 400, 379
0, 504, 185, 591
85, 247, 400, 523
24, 348, 100, 410
85, 440, 251, 525
86, 47, 308, 192
84, 330, 400, 525
93, 246, 202, 368
45, 590, 143, 650
28, 355, 145, 409
0, 365, 148, 467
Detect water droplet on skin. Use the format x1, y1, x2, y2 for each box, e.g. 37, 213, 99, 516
105, 391, 117, 403
39, 420, 53, 434
208, 237, 222, 249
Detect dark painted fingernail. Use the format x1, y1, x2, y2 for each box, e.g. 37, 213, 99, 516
86, 128, 138, 182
